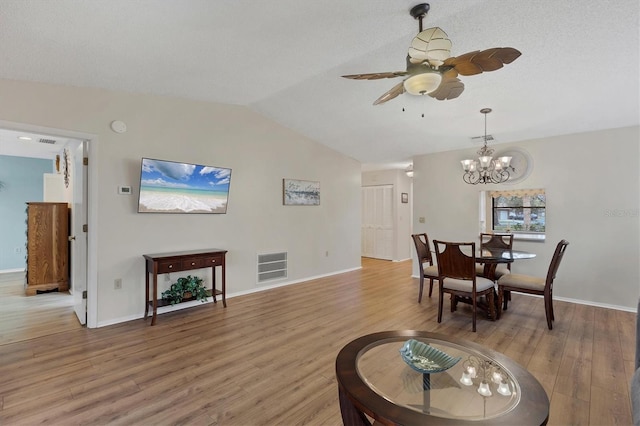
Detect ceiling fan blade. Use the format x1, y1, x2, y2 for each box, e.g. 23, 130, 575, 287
442, 50, 479, 66
408, 27, 452, 66
342, 71, 408, 80
442, 68, 458, 79
429, 77, 464, 101
493, 47, 522, 64
373, 81, 406, 105
442, 47, 522, 76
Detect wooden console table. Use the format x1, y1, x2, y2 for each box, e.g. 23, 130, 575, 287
143, 248, 227, 326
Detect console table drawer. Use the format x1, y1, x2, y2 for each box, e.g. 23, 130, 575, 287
203, 255, 223, 266
157, 261, 180, 273
181, 257, 206, 270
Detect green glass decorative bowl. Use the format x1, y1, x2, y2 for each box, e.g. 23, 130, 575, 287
399, 339, 461, 374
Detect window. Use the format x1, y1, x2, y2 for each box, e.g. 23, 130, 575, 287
489, 189, 546, 240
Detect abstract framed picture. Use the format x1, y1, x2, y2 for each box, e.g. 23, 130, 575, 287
283, 179, 320, 206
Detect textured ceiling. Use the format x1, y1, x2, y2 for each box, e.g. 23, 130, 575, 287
0, 0, 638, 170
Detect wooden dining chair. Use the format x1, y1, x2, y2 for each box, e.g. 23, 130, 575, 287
497, 240, 569, 330
433, 240, 496, 332
476, 233, 514, 281
411, 233, 439, 302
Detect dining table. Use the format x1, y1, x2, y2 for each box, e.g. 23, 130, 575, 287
467, 247, 536, 320
476, 247, 536, 281
335, 330, 550, 425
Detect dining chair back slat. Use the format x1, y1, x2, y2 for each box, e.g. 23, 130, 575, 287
436, 242, 475, 280
546, 240, 569, 284
477, 233, 514, 281
411, 233, 439, 301
480, 233, 514, 250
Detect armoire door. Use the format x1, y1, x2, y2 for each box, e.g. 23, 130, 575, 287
25, 202, 69, 295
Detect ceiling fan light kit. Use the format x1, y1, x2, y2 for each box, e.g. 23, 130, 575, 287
403, 72, 441, 95
342, 3, 521, 105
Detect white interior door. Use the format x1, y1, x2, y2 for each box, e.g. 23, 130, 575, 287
71, 141, 87, 324
362, 185, 394, 260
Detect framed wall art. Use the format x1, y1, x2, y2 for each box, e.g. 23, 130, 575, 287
283, 179, 320, 206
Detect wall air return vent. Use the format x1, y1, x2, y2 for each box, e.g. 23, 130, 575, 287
38, 138, 57, 144
257, 252, 287, 283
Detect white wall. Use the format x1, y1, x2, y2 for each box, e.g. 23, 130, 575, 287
412, 126, 640, 310
0, 78, 362, 326
362, 169, 413, 261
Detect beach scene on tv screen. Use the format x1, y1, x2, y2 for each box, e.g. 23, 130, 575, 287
138, 158, 231, 213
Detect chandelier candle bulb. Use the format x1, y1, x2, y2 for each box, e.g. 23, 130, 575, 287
498, 156, 512, 168
467, 365, 477, 378
479, 156, 492, 168
477, 380, 493, 397
497, 380, 512, 396
460, 371, 474, 386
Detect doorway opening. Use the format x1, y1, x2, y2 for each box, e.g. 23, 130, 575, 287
0, 120, 97, 330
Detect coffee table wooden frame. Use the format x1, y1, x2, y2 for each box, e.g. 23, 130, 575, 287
335, 330, 549, 426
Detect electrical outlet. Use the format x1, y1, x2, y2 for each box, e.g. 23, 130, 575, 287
419, 217, 426, 223
114, 278, 122, 290
14, 247, 21, 254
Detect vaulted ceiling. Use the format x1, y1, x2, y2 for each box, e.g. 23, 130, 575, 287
0, 0, 638, 170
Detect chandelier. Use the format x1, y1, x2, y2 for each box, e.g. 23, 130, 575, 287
459, 355, 513, 397
461, 108, 512, 184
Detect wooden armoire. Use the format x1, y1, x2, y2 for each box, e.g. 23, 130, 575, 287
25, 202, 69, 296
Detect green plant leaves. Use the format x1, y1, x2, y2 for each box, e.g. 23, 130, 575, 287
161, 275, 208, 305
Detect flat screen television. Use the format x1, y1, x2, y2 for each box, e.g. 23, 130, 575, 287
137, 157, 231, 214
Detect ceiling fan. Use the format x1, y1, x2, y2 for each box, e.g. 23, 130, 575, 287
342, 3, 521, 105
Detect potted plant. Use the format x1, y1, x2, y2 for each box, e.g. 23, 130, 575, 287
161, 275, 209, 305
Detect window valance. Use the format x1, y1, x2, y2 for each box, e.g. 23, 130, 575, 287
490, 188, 545, 198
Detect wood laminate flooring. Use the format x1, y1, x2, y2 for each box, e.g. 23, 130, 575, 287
0, 258, 634, 425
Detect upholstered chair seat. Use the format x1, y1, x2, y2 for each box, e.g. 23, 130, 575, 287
443, 276, 494, 293
497, 273, 545, 292
423, 264, 439, 279
497, 240, 569, 330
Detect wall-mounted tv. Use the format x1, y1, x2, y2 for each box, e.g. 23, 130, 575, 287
138, 158, 231, 214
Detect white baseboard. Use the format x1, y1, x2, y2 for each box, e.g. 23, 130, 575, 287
0, 269, 25, 282
97, 266, 363, 328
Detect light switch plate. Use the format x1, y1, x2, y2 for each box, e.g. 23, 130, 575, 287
118, 186, 132, 195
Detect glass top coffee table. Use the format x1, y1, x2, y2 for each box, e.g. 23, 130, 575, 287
335, 331, 549, 425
